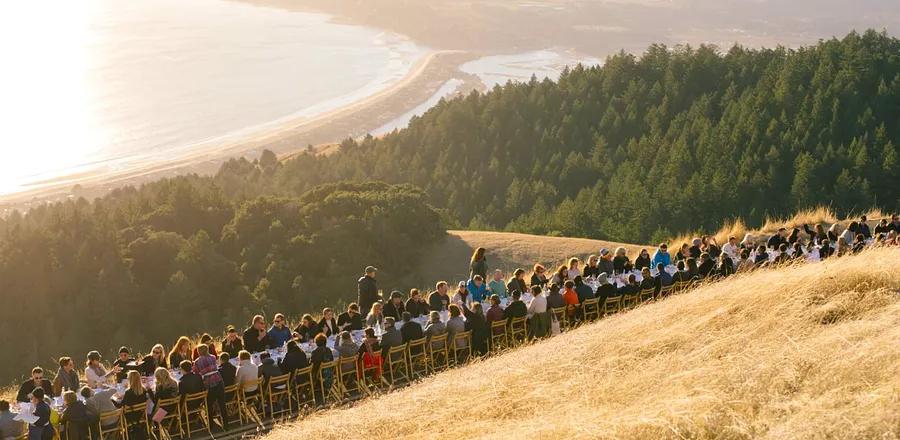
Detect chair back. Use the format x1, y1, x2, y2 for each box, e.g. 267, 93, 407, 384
508, 316, 527, 345
450, 331, 472, 366
182, 390, 211, 438
97, 408, 125, 438
122, 401, 152, 439
292, 365, 316, 409
639, 287, 655, 302
603, 295, 621, 314
427, 333, 449, 373
153, 396, 183, 438
407, 337, 427, 358
582, 297, 600, 321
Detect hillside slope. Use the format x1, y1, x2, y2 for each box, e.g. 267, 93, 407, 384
414, 230, 645, 284
267, 247, 900, 439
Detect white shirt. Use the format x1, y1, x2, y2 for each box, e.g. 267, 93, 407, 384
566, 268, 581, 281
85, 365, 110, 389
235, 360, 259, 393
722, 242, 739, 259
527, 294, 547, 317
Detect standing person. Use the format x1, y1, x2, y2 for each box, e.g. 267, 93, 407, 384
488, 270, 508, 300
267, 314, 293, 348
383, 291, 406, 321
221, 326, 243, 358
27, 388, 54, 440
337, 304, 363, 331
404, 289, 429, 317
466, 275, 489, 304
16, 367, 54, 403
52, 357, 80, 396
428, 281, 451, 312
469, 247, 488, 280
192, 345, 227, 430
168, 337, 192, 368
243, 315, 271, 353
357, 266, 380, 317
318, 308, 339, 337
530, 264, 548, 288
0, 400, 25, 440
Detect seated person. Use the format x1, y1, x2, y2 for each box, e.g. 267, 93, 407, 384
423, 312, 447, 340
112, 347, 137, 383
405, 289, 430, 318
294, 314, 321, 343
503, 290, 528, 325
337, 303, 364, 331
380, 317, 404, 357
594, 275, 618, 304
16, 367, 54, 403
0, 400, 25, 440
217, 353, 237, 388
267, 314, 293, 348
257, 352, 282, 386
336, 332, 359, 359
235, 351, 259, 396
52, 357, 80, 396
177, 361, 206, 407
59, 391, 90, 440
400, 312, 424, 343
383, 291, 406, 321
278, 341, 308, 376
80, 387, 118, 429
318, 308, 339, 337
639, 268, 656, 290
191, 334, 218, 360
221, 326, 243, 359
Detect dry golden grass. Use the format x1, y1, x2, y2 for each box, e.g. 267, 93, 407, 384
266, 247, 900, 440
414, 230, 646, 284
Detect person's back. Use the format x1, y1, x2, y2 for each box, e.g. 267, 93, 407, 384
446, 316, 465, 340
400, 320, 424, 343
574, 281, 593, 303
0, 401, 25, 440
259, 357, 282, 383
178, 372, 205, 397
381, 327, 403, 356
60, 400, 90, 440
504, 300, 527, 321
218, 361, 237, 388
84, 389, 117, 426
596, 283, 618, 303
278, 349, 308, 376
546, 291, 565, 309
424, 320, 447, 339
235, 357, 259, 394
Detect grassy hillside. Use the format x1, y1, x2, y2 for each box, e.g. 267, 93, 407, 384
414, 230, 645, 284
266, 247, 900, 439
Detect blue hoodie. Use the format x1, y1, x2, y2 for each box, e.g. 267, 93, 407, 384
466, 280, 489, 303
267, 325, 292, 348
651, 250, 671, 268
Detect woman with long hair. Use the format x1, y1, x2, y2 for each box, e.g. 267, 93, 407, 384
470, 247, 488, 280
550, 264, 567, 286
151, 367, 178, 416
530, 263, 548, 288
167, 337, 191, 369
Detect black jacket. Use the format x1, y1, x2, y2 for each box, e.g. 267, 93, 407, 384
383, 301, 405, 321
400, 320, 424, 343
463, 307, 489, 356
60, 401, 90, 440
767, 234, 785, 249
294, 323, 321, 343
357, 275, 379, 315
278, 350, 309, 375
698, 259, 715, 278
503, 300, 527, 325
405, 298, 430, 317
178, 372, 205, 410
529, 273, 547, 288
242, 326, 270, 354
582, 265, 600, 278
634, 256, 652, 271
16, 378, 54, 402
317, 317, 338, 337
595, 284, 618, 304
337, 311, 362, 331
221, 338, 243, 359
218, 362, 237, 388
612, 256, 632, 274
574, 282, 594, 302
429, 292, 450, 311
507, 277, 527, 296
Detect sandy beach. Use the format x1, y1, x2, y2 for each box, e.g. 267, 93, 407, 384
0, 50, 484, 211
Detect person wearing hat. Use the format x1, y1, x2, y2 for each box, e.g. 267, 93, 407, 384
380, 317, 403, 358
594, 273, 618, 305
451, 281, 472, 308
598, 249, 614, 275
383, 290, 406, 321
357, 265, 380, 319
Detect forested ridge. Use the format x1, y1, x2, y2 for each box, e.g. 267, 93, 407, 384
1, 30, 898, 385
220, 30, 899, 242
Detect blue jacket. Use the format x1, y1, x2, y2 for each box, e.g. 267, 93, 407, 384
651, 250, 671, 268
466, 280, 489, 303
267, 325, 292, 348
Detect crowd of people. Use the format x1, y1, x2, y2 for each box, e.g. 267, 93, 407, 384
3, 216, 898, 440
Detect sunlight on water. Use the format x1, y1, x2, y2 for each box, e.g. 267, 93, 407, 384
0, 0, 424, 196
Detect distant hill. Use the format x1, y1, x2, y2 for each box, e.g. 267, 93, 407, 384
266, 247, 900, 439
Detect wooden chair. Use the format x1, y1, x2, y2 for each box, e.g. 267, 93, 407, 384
96, 408, 126, 440
406, 338, 429, 380
549, 306, 568, 332
266, 373, 293, 420
123, 402, 156, 440
383, 344, 410, 389
622, 291, 639, 310
316, 360, 342, 406
152, 396, 183, 440
639, 287, 655, 303
508, 317, 528, 346
292, 366, 316, 411
602, 295, 622, 316
238, 379, 264, 428
427, 333, 449, 373
450, 331, 472, 367
337, 356, 364, 400
581, 298, 600, 321
658, 283, 673, 299
181, 391, 211, 438
489, 320, 508, 351
221, 383, 242, 426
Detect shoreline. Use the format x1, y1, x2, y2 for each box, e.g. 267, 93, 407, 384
0, 50, 484, 211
